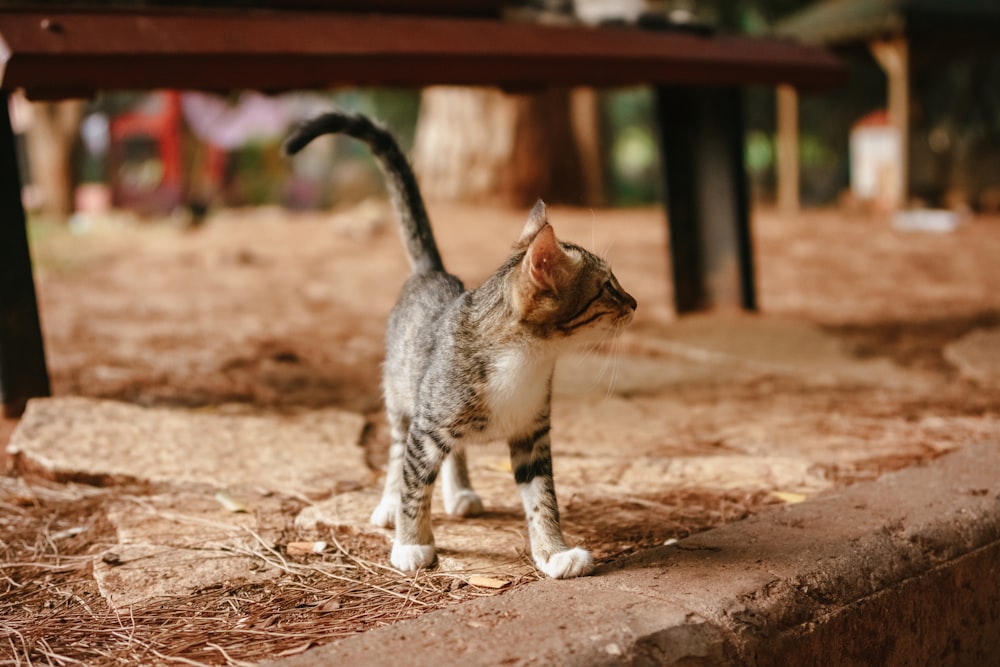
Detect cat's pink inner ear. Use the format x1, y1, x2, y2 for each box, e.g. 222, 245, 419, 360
515, 199, 548, 248
524, 223, 562, 291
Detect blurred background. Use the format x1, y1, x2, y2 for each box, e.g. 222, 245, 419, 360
13, 0, 1000, 227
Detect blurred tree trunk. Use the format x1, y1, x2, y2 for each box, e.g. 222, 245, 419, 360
412, 86, 601, 208
24, 100, 83, 220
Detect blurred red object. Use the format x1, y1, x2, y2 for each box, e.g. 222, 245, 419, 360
108, 91, 184, 214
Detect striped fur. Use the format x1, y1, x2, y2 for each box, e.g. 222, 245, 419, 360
285, 111, 636, 578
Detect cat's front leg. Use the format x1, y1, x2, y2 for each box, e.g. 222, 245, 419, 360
509, 424, 593, 579
370, 414, 408, 528
390, 424, 447, 573
441, 448, 484, 517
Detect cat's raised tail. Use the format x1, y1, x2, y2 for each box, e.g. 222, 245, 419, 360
283, 112, 444, 274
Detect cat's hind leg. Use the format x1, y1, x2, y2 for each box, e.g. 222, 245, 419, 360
370, 412, 408, 528
509, 423, 593, 579
441, 448, 484, 517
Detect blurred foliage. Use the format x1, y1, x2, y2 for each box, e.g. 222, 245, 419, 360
603, 88, 660, 206
701, 0, 815, 34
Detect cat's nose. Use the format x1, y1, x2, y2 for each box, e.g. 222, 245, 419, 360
624, 292, 637, 311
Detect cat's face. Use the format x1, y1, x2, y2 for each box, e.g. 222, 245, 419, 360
511, 202, 636, 341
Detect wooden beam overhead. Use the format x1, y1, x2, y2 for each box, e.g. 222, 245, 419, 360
0, 10, 845, 99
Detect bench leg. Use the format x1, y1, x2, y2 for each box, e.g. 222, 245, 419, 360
0, 91, 51, 417
653, 85, 757, 313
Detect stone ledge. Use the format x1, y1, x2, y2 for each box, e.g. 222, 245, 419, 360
265, 442, 1000, 666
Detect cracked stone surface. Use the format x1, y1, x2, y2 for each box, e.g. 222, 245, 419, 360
7, 397, 367, 496
94, 489, 288, 608
7, 398, 369, 608
269, 442, 1000, 667
294, 444, 829, 578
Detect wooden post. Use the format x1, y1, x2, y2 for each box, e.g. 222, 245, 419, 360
870, 37, 910, 208
776, 83, 799, 215
654, 85, 756, 313
569, 87, 605, 207
0, 91, 51, 417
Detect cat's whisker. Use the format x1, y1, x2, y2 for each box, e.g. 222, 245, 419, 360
594, 327, 621, 393
576, 335, 615, 393
577, 339, 602, 363
605, 324, 624, 399
590, 208, 597, 254
600, 234, 616, 262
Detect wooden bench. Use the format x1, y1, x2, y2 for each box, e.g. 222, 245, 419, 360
0, 7, 844, 417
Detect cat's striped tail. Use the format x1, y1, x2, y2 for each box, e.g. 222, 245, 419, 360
283, 112, 444, 274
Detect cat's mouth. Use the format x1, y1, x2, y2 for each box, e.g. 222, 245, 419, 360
614, 309, 635, 326
614, 299, 636, 326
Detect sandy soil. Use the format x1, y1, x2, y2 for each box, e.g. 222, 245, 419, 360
17, 201, 1000, 473
18, 201, 1000, 415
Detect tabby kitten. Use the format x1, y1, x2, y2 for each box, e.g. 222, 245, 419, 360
285, 112, 636, 579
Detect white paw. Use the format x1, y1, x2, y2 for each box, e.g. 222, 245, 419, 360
369, 498, 398, 528
536, 547, 593, 579
444, 489, 484, 517
391, 543, 436, 572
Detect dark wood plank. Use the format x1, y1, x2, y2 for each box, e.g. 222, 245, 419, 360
0, 10, 845, 98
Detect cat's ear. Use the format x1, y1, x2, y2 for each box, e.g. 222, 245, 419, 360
523, 222, 564, 292
514, 199, 548, 249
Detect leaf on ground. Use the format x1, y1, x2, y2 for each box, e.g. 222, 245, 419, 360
468, 575, 510, 589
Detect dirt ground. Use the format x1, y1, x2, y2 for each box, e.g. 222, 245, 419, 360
3, 201, 1000, 665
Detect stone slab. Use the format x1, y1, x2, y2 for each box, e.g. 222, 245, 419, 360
94, 489, 288, 609
297, 487, 537, 577
7, 397, 367, 497
266, 442, 1000, 667
94, 543, 277, 610
294, 444, 828, 579
945, 326, 1000, 386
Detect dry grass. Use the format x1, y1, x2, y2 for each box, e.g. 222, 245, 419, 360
570, 488, 783, 563
0, 474, 788, 666
0, 476, 530, 666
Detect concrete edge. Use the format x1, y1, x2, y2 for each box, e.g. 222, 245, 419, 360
265, 443, 1000, 666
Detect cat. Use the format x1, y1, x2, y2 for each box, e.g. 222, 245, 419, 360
284, 112, 636, 579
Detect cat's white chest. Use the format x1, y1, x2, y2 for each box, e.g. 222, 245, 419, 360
483, 347, 554, 439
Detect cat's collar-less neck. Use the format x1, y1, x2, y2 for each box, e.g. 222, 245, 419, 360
495, 335, 561, 363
